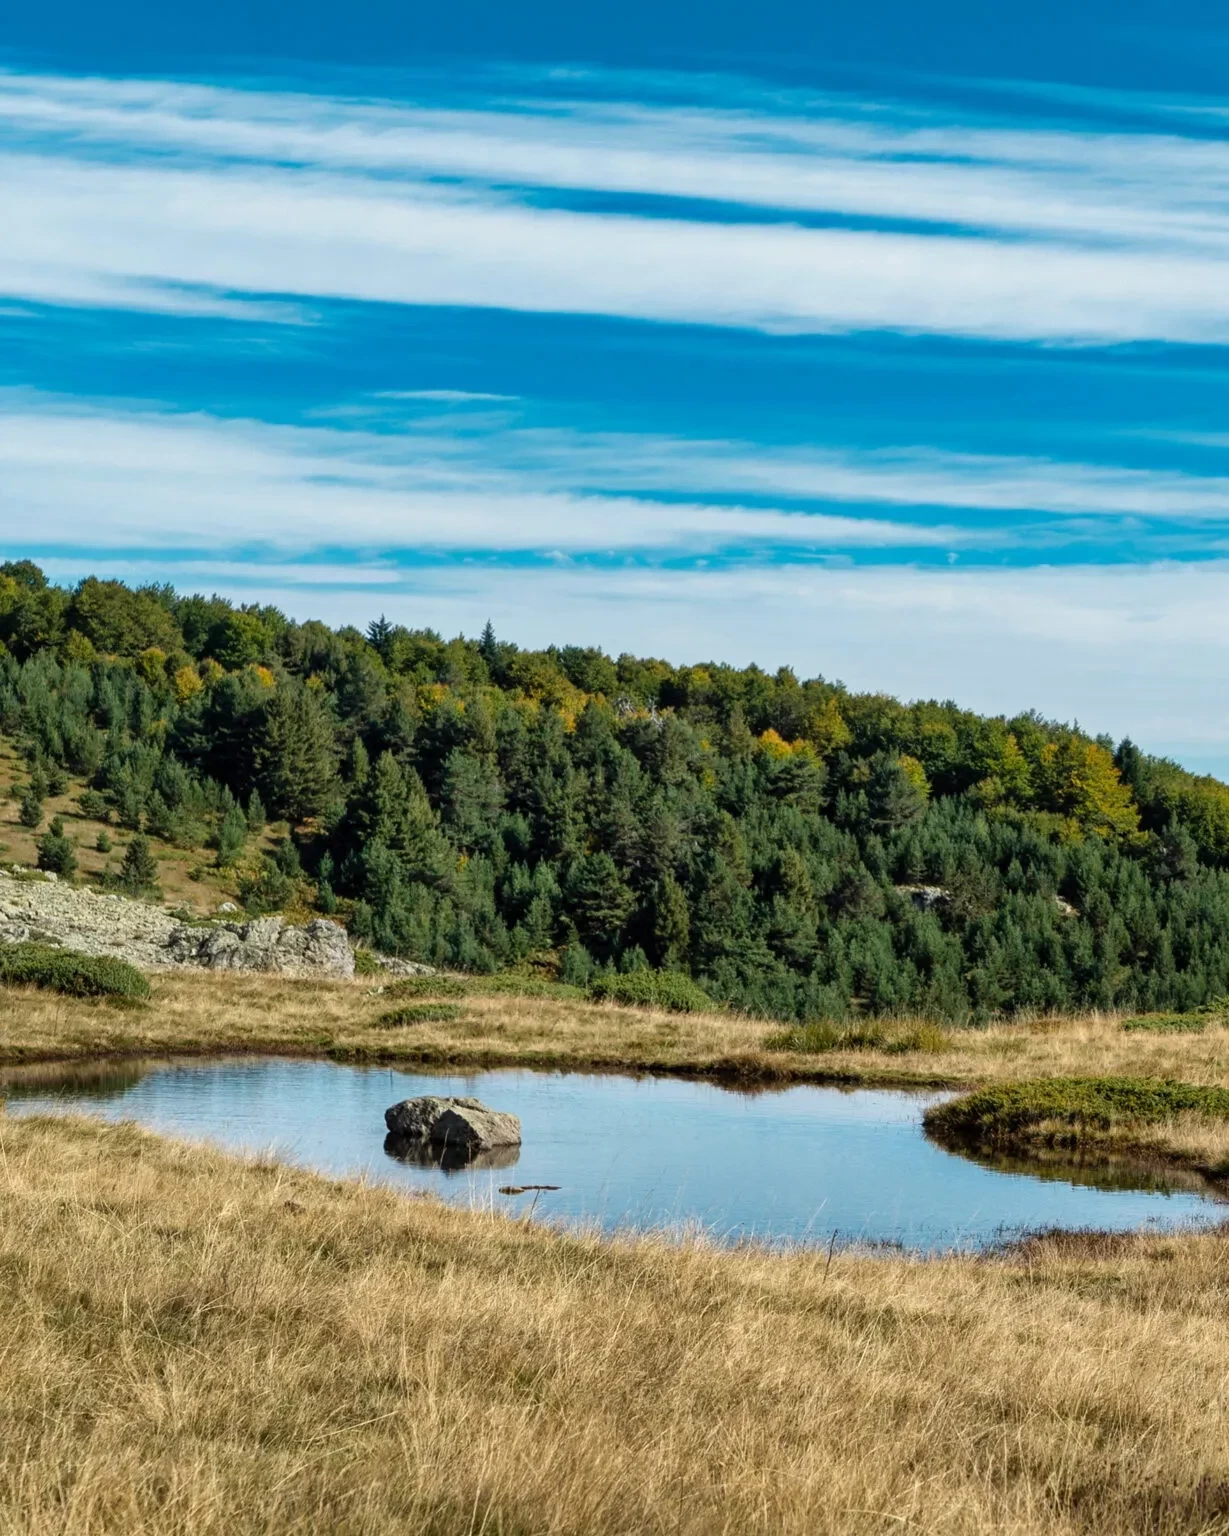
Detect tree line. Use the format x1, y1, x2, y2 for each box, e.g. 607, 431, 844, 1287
5, 558, 1229, 1021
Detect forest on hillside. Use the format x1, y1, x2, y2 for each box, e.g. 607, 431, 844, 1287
4, 558, 1229, 1021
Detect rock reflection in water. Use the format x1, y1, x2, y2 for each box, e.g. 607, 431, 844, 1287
383, 1132, 521, 1174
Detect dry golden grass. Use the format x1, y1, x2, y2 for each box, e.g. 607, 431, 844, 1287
1, 1111, 1228, 1535
5, 969, 1229, 1091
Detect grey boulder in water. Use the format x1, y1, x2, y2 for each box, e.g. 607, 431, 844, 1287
384, 1094, 522, 1152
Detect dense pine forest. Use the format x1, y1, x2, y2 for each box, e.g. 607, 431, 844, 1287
5, 558, 1229, 1021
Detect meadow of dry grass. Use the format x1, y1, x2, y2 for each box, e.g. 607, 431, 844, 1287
4, 968, 1229, 1090
1, 1110, 1227, 1536
5, 968, 1229, 1530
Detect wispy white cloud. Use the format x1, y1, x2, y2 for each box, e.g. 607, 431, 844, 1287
8, 393, 1229, 566
0, 394, 968, 554
6, 70, 1229, 252
6, 69, 1229, 340
376, 389, 518, 403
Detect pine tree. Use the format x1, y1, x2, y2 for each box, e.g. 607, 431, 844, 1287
117, 834, 160, 897
252, 682, 339, 823
213, 806, 248, 867
652, 874, 691, 968
246, 789, 267, 833
36, 816, 76, 878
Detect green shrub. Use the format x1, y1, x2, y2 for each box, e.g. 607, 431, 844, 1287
381, 972, 586, 1002
0, 942, 150, 1000
477, 973, 585, 1001
926, 1076, 1229, 1144
385, 974, 470, 999
353, 948, 382, 976
767, 1021, 949, 1055
587, 969, 714, 1013
238, 857, 293, 914
376, 1003, 465, 1027
78, 789, 112, 822
18, 791, 42, 830
1121, 1013, 1210, 1034
95, 829, 112, 854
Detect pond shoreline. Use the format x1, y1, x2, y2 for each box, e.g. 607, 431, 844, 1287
6, 1052, 1222, 1254
0, 1031, 964, 1090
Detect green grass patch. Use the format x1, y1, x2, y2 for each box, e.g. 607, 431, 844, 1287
0, 942, 150, 1001
383, 975, 471, 1000
926, 1076, 1229, 1145
587, 970, 714, 1013
376, 1003, 466, 1028
766, 1021, 950, 1055
382, 972, 586, 1003
478, 972, 586, 1001
1121, 1013, 1212, 1035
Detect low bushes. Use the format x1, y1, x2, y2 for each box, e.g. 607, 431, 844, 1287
587, 969, 713, 1013
383, 975, 471, 1000
767, 1020, 950, 1055
926, 1076, 1229, 1146
378, 966, 717, 1013
1122, 1013, 1211, 1035
479, 973, 585, 1001
382, 973, 585, 1002
376, 1003, 465, 1028
0, 942, 150, 1001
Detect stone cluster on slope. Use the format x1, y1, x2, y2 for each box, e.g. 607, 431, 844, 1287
0, 868, 356, 978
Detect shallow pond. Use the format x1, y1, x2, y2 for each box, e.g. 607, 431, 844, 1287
4, 1057, 1222, 1251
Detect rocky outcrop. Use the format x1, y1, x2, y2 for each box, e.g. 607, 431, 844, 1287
895, 884, 949, 912
384, 1094, 522, 1152
0, 869, 354, 979
164, 915, 354, 978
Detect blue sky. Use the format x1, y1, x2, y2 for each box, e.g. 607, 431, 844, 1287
5, 2, 1229, 768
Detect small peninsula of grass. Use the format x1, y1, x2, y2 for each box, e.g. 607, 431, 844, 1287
926, 1076, 1229, 1178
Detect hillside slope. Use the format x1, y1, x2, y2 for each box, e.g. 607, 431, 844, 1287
6, 559, 1229, 1020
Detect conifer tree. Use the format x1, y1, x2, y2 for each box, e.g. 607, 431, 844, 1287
117, 834, 160, 897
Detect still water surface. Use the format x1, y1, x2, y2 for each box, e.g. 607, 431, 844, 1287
5, 1057, 1221, 1251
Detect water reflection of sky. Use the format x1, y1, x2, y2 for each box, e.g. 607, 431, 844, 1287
5, 1059, 1221, 1252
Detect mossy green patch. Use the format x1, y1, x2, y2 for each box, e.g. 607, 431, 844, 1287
1121, 1014, 1211, 1035
376, 1003, 466, 1028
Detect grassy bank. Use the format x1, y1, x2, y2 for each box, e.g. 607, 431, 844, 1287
927, 1076, 1229, 1179
1, 1111, 1228, 1535
6, 969, 1229, 1091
